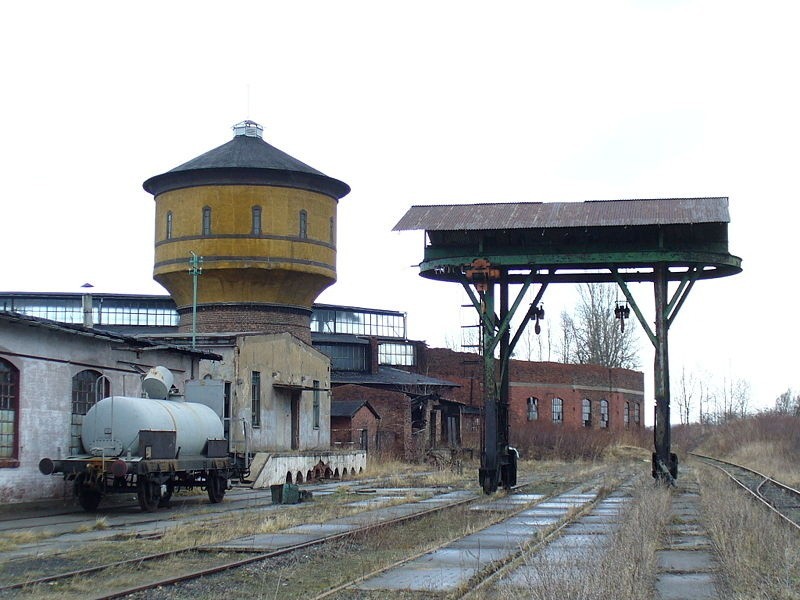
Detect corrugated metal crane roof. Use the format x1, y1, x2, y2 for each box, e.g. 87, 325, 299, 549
393, 197, 729, 231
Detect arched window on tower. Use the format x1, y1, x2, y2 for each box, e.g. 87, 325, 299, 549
624, 402, 630, 427
202, 206, 212, 236
0, 359, 19, 463
166, 211, 173, 240
252, 206, 262, 235
299, 210, 308, 239
71, 370, 109, 455
634, 402, 641, 425
600, 399, 609, 428
552, 397, 563, 424
582, 399, 592, 427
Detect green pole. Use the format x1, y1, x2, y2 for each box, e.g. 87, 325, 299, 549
189, 251, 203, 349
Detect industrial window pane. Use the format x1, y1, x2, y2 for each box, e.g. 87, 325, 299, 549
0, 359, 19, 459
527, 397, 538, 421
313, 380, 320, 429
251, 371, 261, 428
634, 402, 640, 424
600, 400, 609, 428
315, 344, 368, 371
379, 342, 415, 366
552, 397, 563, 424
624, 402, 630, 427
582, 399, 592, 427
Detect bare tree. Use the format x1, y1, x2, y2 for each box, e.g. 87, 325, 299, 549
559, 283, 639, 368
556, 310, 575, 364
677, 367, 695, 424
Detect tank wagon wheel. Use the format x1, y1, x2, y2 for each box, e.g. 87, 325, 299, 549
74, 472, 102, 512
157, 480, 175, 508
207, 471, 227, 503
137, 477, 160, 512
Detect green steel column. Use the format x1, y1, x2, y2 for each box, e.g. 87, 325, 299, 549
480, 285, 498, 494
653, 264, 675, 482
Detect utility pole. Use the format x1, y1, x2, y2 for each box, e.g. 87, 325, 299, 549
189, 251, 203, 349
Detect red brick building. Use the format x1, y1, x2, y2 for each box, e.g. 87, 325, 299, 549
417, 347, 645, 453
330, 397, 381, 452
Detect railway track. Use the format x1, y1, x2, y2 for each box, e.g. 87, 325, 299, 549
690, 452, 800, 530
0, 468, 611, 599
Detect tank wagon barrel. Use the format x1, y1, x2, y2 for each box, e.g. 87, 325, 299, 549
39, 367, 247, 512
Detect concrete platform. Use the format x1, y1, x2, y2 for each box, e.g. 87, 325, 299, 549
355, 485, 599, 592
654, 469, 721, 599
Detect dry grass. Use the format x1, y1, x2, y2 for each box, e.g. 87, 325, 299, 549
698, 468, 800, 599
0, 530, 54, 552
494, 477, 671, 600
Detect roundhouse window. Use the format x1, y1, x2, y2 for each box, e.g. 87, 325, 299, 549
582, 399, 592, 427
71, 370, 109, 455
552, 397, 563, 424
0, 359, 19, 463
527, 397, 539, 421
202, 206, 212, 236
600, 399, 609, 428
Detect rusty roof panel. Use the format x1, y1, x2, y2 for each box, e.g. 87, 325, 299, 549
392, 198, 729, 231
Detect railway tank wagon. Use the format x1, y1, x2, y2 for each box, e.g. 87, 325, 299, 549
39, 367, 247, 511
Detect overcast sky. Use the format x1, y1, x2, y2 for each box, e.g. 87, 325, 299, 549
2, 2, 798, 419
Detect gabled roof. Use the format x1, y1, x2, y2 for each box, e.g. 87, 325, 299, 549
331, 399, 381, 419
0, 311, 221, 360
331, 367, 458, 389
393, 197, 730, 231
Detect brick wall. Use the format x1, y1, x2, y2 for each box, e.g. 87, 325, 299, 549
418, 347, 645, 450
178, 305, 312, 343
332, 384, 411, 459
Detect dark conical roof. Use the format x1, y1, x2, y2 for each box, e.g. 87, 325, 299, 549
143, 121, 350, 199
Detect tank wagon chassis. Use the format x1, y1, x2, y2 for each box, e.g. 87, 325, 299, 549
40, 443, 248, 512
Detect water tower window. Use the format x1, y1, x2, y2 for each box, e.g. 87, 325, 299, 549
202, 206, 212, 236
252, 206, 262, 235
299, 210, 308, 239
330, 217, 335, 244
166, 211, 173, 240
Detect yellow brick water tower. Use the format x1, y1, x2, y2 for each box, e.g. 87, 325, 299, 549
143, 121, 350, 341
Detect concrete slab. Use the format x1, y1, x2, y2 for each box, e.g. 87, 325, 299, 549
668, 534, 713, 550
358, 565, 480, 591
211, 531, 319, 550
655, 572, 719, 599
658, 550, 717, 572
286, 522, 356, 535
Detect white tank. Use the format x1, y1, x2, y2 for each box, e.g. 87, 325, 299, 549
81, 396, 224, 457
